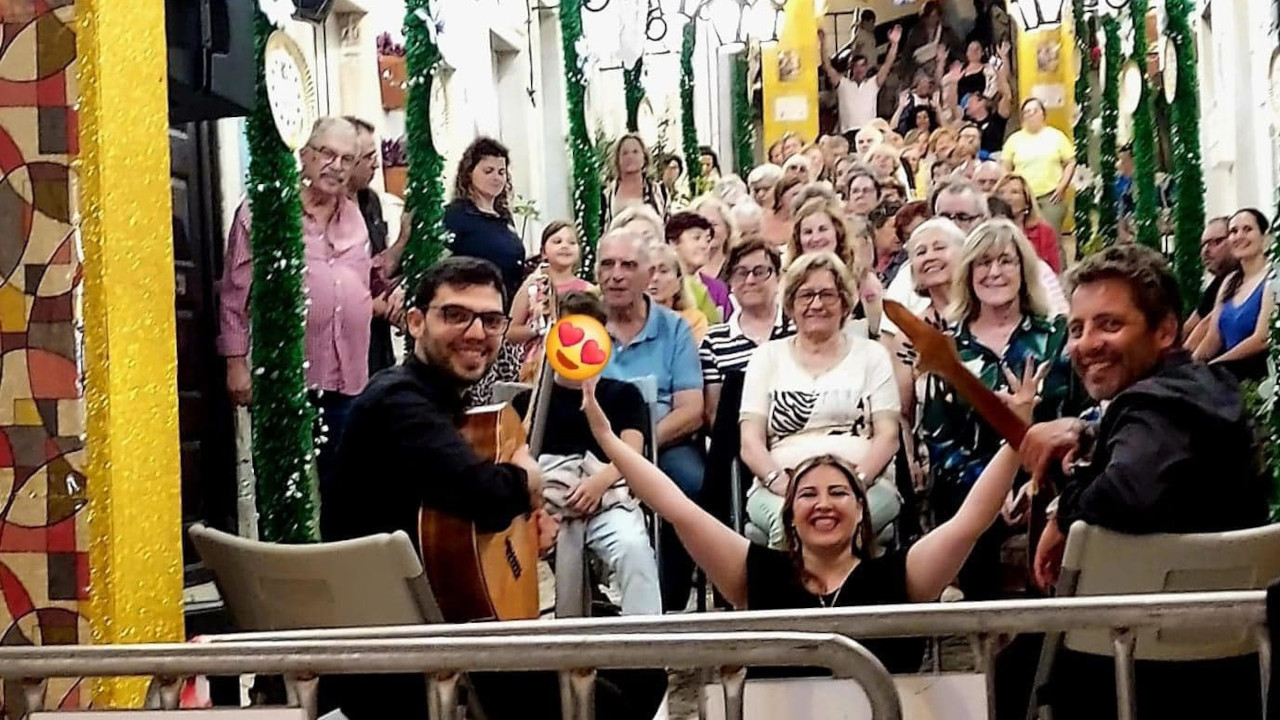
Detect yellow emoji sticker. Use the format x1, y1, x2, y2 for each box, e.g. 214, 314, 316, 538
545, 314, 612, 381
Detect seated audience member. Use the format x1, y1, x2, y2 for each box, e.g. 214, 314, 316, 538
665, 211, 723, 326
783, 153, 817, 183
768, 175, 804, 251
609, 204, 665, 246
1182, 217, 1235, 348
880, 178, 908, 206
740, 252, 903, 548
691, 196, 740, 303
920, 219, 1083, 599
730, 201, 765, 241
995, 173, 1062, 273
713, 174, 750, 207
845, 167, 882, 217
870, 203, 908, 286
597, 229, 706, 610
700, 240, 791, 426
1017, 244, 1267, 720
324, 257, 665, 720
1191, 208, 1275, 381
578, 337, 1039, 674
513, 292, 661, 617
854, 126, 885, 158
802, 144, 828, 182
790, 197, 861, 273
650, 243, 711, 343
819, 134, 851, 174
972, 159, 1005, 193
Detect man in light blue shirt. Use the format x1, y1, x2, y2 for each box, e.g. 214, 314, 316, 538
597, 228, 706, 610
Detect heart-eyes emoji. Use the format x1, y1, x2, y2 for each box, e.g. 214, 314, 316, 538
545, 314, 613, 381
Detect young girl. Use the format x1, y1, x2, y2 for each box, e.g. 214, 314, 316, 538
508, 221, 594, 369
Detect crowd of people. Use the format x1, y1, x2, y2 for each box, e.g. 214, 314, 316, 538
215, 5, 1276, 716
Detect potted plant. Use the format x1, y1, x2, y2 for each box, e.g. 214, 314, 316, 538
377, 33, 407, 110
382, 136, 408, 197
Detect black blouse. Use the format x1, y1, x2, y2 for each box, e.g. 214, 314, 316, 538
443, 198, 526, 304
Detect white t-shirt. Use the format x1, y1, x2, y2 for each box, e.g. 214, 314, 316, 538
741, 335, 901, 471
837, 76, 880, 133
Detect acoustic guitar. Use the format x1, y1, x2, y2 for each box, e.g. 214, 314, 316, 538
883, 301, 1055, 578
417, 287, 559, 623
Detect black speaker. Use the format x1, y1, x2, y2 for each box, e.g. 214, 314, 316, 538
166, 0, 255, 122
291, 0, 335, 24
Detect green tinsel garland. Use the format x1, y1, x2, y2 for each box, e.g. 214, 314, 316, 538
1165, 0, 1207, 305
624, 58, 644, 133
1071, 0, 1096, 254
680, 20, 702, 197
731, 50, 754, 176
1097, 17, 1121, 244
247, 11, 317, 543
1128, 0, 1161, 250
400, 0, 450, 302
560, 0, 604, 266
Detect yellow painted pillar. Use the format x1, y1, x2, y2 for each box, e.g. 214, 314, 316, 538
76, 0, 184, 707
762, 0, 820, 147
1015, 19, 1076, 137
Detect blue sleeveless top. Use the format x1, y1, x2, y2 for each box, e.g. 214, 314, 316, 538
1218, 278, 1266, 351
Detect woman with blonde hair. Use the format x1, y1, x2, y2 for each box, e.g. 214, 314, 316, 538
609, 204, 665, 246
649, 243, 710, 343
602, 133, 669, 224
691, 195, 740, 285
864, 143, 912, 199
920, 218, 1084, 600
789, 197, 861, 273
994, 173, 1061, 273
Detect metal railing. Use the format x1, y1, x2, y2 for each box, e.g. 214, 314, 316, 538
202, 590, 1272, 720
0, 631, 902, 720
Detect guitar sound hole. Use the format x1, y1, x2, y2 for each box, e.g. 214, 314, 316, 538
504, 537, 523, 579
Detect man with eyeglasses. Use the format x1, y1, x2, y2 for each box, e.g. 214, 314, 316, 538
219, 116, 374, 519
344, 116, 405, 377
1181, 216, 1236, 349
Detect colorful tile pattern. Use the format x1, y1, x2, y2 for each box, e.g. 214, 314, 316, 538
0, 0, 86, 713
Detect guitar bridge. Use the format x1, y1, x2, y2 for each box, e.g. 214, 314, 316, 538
504, 537, 523, 579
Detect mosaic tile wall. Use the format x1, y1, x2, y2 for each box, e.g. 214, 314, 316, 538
0, 0, 87, 713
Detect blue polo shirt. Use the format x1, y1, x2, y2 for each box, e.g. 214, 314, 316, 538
602, 297, 703, 421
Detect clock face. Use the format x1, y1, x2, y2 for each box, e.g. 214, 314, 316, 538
264, 31, 318, 151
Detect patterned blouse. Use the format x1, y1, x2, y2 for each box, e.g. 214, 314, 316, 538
920, 313, 1086, 520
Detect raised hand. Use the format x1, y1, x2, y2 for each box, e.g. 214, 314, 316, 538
999, 355, 1050, 425
997, 40, 1012, 60
888, 25, 902, 45
580, 378, 614, 442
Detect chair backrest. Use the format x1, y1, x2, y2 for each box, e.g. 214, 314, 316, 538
491, 381, 533, 406
626, 375, 660, 464
188, 523, 441, 631
1060, 521, 1280, 660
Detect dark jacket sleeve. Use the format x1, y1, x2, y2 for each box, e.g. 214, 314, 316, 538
386, 386, 533, 532
1055, 405, 1192, 534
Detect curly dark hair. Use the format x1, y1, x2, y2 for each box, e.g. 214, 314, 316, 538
781, 455, 878, 583
1065, 243, 1183, 337
452, 136, 513, 220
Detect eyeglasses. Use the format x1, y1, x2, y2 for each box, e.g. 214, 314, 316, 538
359, 150, 379, 167
847, 186, 877, 197
794, 289, 842, 308
1201, 235, 1228, 249
430, 304, 510, 335
938, 211, 982, 225
307, 144, 357, 168
730, 265, 776, 282
974, 254, 1020, 272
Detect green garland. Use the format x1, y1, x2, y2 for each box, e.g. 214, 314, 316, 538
624, 58, 644, 133
247, 11, 317, 543
401, 0, 450, 302
1097, 17, 1121, 244
560, 0, 604, 266
1072, 0, 1096, 254
1129, 0, 1161, 250
680, 20, 702, 196
1165, 0, 1207, 305
731, 50, 754, 176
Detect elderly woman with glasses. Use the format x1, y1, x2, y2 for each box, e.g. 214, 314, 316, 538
920, 219, 1084, 600
739, 252, 904, 549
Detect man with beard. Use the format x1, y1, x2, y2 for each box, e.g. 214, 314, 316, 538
322, 257, 666, 720
1181, 216, 1236, 348
1011, 244, 1267, 720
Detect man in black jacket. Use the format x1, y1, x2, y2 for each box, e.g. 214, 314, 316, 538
1017, 244, 1268, 720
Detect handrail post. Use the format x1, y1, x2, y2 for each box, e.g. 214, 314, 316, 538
1111, 628, 1138, 720
720, 665, 747, 720
1256, 624, 1271, 720
969, 633, 997, 720
568, 668, 595, 720
21, 677, 46, 714
286, 674, 319, 719
427, 671, 460, 720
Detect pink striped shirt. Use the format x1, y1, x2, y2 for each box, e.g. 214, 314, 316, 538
218, 196, 373, 395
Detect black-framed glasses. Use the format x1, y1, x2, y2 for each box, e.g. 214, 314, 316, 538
938, 211, 982, 225
794, 289, 842, 307
730, 265, 776, 282
306, 144, 357, 168
430, 304, 510, 335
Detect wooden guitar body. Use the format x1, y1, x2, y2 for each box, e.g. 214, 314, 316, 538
419, 404, 540, 622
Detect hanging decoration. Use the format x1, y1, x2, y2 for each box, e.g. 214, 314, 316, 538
624, 58, 644, 133
731, 49, 754, 175
561, 0, 605, 266
680, 19, 702, 197
247, 9, 317, 544
1096, 16, 1121, 244
1128, 0, 1160, 249
1165, 0, 1208, 306
400, 0, 452, 300
1071, 0, 1096, 253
